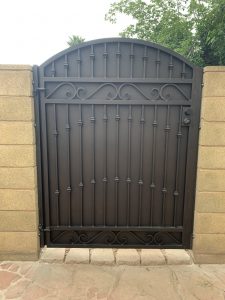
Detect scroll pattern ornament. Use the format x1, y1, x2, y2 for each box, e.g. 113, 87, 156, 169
52, 230, 181, 246
46, 82, 190, 101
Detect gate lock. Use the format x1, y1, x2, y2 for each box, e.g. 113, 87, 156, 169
182, 107, 192, 126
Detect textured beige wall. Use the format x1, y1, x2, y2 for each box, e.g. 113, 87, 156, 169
193, 66, 225, 264
0, 65, 39, 260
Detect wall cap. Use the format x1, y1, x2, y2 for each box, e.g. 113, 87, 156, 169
204, 66, 225, 72
0, 65, 32, 71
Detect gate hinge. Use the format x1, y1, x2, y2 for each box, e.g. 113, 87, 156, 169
33, 87, 46, 97
34, 87, 46, 96
36, 87, 46, 91
38, 224, 50, 232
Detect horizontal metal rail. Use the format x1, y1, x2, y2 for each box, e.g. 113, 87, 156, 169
40, 225, 183, 232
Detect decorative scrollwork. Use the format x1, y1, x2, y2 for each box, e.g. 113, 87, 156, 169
46, 82, 189, 101
85, 83, 118, 100
153, 231, 181, 245
79, 232, 91, 243
103, 232, 117, 244
116, 231, 129, 245
46, 82, 86, 100
159, 84, 189, 101
118, 83, 160, 101
153, 232, 164, 245
51, 230, 182, 246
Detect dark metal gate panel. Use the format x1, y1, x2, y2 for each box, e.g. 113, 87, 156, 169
34, 38, 202, 248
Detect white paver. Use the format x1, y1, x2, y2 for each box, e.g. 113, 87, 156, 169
40, 248, 66, 263
164, 249, 192, 265
141, 249, 166, 265
116, 249, 140, 265
91, 249, 114, 265
65, 248, 90, 264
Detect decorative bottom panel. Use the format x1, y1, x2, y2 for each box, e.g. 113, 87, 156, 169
49, 230, 183, 248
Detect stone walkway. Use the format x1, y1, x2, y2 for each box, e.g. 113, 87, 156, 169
0, 259, 225, 299
0, 248, 225, 300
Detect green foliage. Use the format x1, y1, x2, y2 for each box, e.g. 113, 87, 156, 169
67, 35, 85, 47
196, 0, 225, 65
105, 0, 225, 66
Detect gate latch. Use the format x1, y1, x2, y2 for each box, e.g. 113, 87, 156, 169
182, 108, 192, 126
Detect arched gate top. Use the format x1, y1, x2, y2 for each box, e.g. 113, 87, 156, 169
40, 38, 194, 80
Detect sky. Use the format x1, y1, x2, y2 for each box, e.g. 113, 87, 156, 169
0, 0, 133, 65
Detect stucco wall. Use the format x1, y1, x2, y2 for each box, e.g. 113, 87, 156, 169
0, 65, 39, 260
192, 66, 225, 263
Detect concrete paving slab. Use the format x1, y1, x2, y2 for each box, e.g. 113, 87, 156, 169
91, 248, 114, 265
40, 248, 66, 263
116, 249, 140, 265
141, 249, 166, 265
65, 248, 89, 264
164, 249, 192, 265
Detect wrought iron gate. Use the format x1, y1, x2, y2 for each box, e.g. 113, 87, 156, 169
34, 38, 202, 248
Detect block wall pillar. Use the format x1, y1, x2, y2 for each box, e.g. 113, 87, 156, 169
193, 66, 225, 263
0, 65, 39, 260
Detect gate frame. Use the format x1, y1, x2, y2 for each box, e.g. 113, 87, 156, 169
33, 38, 203, 249
33, 65, 45, 247
182, 66, 202, 248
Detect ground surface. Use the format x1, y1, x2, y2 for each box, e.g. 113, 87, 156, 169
0, 261, 225, 300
